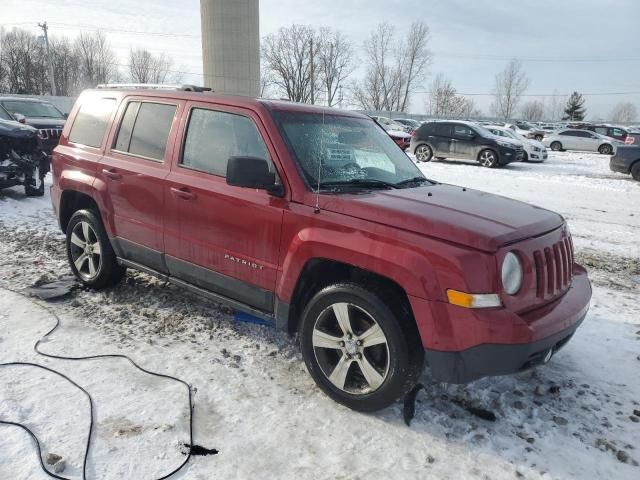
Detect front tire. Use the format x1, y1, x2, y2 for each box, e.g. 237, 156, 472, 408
299, 284, 423, 412
550, 142, 563, 152
478, 149, 499, 168
24, 167, 45, 197
599, 144, 613, 155
66, 209, 125, 289
414, 144, 433, 162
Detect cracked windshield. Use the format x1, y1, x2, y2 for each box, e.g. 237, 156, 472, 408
275, 112, 428, 190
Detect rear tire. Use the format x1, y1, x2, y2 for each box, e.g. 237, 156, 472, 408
66, 209, 126, 289
598, 144, 613, 155
478, 149, 499, 168
299, 283, 424, 412
550, 142, 563, 152
414, 144, 433, 162
631, 162, 640, 182
534, 134, 544, 141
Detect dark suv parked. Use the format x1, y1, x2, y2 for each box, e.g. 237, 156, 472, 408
51, 87, 591, 412
410, 121, 525, 168
0, 97, 67, 154
610, 139, 640, 181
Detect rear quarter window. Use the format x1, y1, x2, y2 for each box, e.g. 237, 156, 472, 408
68, 97, 117, 148
113, 101, 177, 162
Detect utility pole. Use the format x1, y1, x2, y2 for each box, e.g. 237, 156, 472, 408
38, 21, 57, 96
309, 38, 314, 105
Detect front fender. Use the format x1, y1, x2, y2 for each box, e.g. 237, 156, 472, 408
276, 226, 433, 303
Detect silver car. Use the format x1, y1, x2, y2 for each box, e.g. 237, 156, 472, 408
543, 129, 621, 155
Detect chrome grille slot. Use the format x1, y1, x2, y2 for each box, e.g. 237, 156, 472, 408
533, 235, 575, 301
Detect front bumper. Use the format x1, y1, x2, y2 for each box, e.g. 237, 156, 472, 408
497, 146, 525, 164
411, 267, 591, 384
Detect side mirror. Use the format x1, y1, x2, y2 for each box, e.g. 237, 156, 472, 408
226, 156, 282, 195
63, 113, 69, 120
14, 113, 26, 124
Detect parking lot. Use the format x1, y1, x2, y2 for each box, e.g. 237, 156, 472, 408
1, 151, 638, 480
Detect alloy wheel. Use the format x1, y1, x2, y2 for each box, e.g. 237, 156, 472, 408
415, 145, 432, 162
480, 150, 497, 167
69, 221, 103, 281
312, 302, 390, 395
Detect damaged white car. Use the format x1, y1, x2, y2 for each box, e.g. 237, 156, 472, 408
0, 105, 49, 197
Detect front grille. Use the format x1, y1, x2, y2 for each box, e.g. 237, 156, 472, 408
533, 236, 574, 299
38, 128, 63, 140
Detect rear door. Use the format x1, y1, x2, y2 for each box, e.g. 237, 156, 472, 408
98, 98, 182, 272
432, 123, 453, 156
163, 102, 286, 313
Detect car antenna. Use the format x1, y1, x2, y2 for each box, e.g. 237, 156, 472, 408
314, 110, 325, 214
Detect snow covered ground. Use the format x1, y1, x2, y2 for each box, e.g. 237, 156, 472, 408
0, 151, 638, 479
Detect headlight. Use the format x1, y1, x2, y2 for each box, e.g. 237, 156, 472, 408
497, 141, 512, 148
502, 252, 523, 295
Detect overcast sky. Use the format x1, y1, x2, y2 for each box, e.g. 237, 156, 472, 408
2, 0, 639, 118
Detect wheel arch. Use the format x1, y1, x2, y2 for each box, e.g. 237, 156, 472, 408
59, 190, 100, 233
283, 258, 419, 338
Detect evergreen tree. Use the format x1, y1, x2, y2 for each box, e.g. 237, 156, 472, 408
563, 91, 586, 121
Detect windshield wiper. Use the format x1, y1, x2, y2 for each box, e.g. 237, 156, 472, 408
317, 179, 399, 190
395, 176, 431, 187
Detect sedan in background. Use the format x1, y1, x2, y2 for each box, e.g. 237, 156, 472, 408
371, 116, 411, 133
0, 97, 67, 155
486, 125, 548, 162
544, 129, 622, 155
393, 118, 421, 133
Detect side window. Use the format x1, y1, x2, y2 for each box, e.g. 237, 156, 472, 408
595, 127, 608, 135
612, 128, 624, 137
453, 125, 474, 138
69, 97, 116, 148
181, 108, 271, 177
434, 124, 451, 136
559, 131, 575, 137
575, 131, 591, 138
113, 102, 177, 161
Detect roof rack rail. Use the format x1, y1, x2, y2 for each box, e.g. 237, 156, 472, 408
96, 83, 212, 92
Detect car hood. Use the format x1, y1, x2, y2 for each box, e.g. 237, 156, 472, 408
0, 119, 38, 139
320, 183, 564, 252
488, 134, 521, 148
527, 139, 546, 149
24, 118, 66, 129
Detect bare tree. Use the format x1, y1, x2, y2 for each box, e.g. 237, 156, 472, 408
128, 49, 178, 84
50, 37, 82, 96
546, 90, 567, 122
262, 25, 319, 103
74, 31, 117, 88
491, 59, 530, 120
397, 21, 431, 112
353, 22, 431, 112
520, 100, 545, 122
610, 102, 638, 123
317, 29, 354, 107
427, 73, 470, 117
0, 29, 47, 94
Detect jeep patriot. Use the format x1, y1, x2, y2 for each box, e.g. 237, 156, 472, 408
51, 87, 592, 411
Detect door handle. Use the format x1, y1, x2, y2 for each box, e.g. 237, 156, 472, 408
102, 169, 122, 180
170, 186, 195, 200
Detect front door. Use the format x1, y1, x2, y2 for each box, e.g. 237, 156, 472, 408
164, 102, 286, 313
452, 124, 477, 159
99, 99, 181, 272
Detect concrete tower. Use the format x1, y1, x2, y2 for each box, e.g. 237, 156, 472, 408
200, 0, 260, 97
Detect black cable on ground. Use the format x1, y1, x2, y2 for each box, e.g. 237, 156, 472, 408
0, 286, 196, 480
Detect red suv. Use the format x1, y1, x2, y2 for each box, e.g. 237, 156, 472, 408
51, 87, 592, 412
